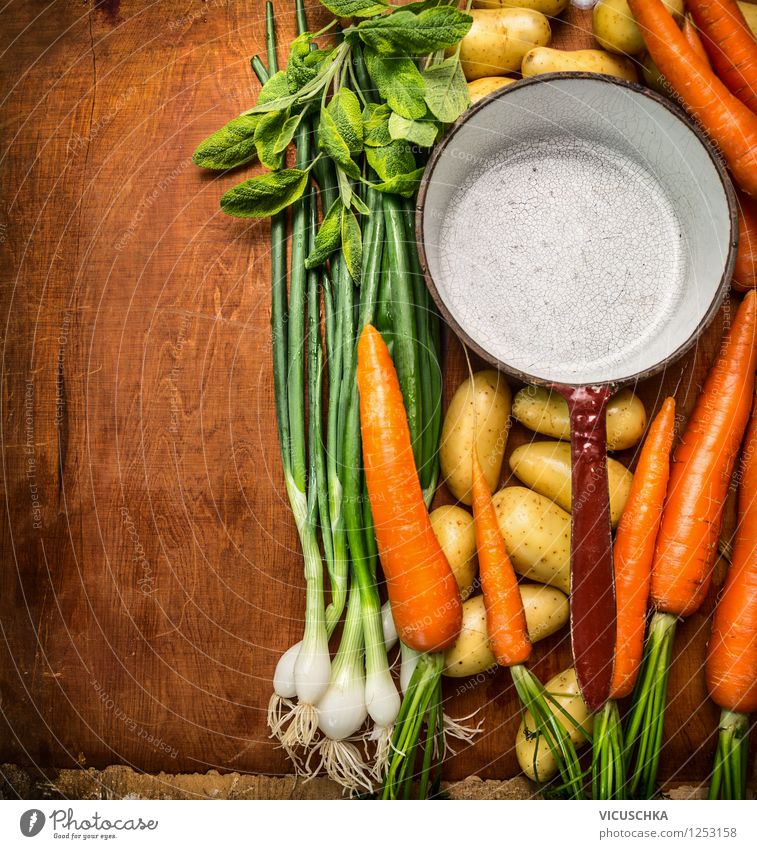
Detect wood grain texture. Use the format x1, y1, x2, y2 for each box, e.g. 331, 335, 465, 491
0, 0, 746, 786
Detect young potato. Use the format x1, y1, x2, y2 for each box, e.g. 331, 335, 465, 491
509, 441, 633, 528
459, 9, 552, 81
519, 583, 569, 642
443, 587, 569, 677
512, 386, 647, 451
739, 1, 757, 39
491, 486, 571, 594
440, 370, 511, 505
430, 505, 477, 599
521, 47, 638, 82
592, 0, 683, 56
467, 76, 517, 103
516, 667, 594, 781
473, 0, 568, 17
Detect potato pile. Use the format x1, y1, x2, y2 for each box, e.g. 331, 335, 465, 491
435, 367, 648, 781
459, 0, 753, 99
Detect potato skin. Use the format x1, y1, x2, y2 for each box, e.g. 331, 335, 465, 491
515, 667, 594, 781
512, 386, 647, 451
460, 9, 552, 81
467, 76, 517, 103
492, 486, 571, 593
521, 47, 638, 82
440, 370, 512, 505
473, 0, 568, 17
509, 440, 633, 528
430, 505, 477, 600
443, 587, 569, 677
593, 0, 683, 56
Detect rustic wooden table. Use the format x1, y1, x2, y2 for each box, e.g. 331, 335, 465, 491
0, 0, 741, 786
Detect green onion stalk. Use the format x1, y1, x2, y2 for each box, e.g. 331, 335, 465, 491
194, 0, 479, 792
591, 699, 626, 800
622, 611, 677, 798
709, 709, 751, 800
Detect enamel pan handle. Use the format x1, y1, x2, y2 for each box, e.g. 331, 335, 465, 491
553, 384, 617, 712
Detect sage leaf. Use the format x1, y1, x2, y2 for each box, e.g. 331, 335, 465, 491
351, 193, 371, 216
318, 108, 361, 179
287, 33, 319, 94
254, 109, 288, 170
273, 111, 304, 154
388, 112, 438, 147
364, 49, 426, 120
365, 140, 416, 182
363, 103, 392, 147
259, 71, 290, 104
354, 8, 472, 56
192, 115, 259, 170
327, 89, 363, 156
305, 199, 342, 269
422, 57, 470, 123
337, 166, 353, 208
370, 167, 425, 198
321, 0, 387, 16
220, 168, 309, 217
341, 207, 363, 283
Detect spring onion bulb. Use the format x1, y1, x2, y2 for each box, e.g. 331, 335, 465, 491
400, 643, 421, 694
381, 600, 398, 652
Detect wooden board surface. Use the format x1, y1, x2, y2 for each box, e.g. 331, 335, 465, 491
0, 0, 745, 786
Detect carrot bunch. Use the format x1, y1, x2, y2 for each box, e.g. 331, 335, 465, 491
591, 398, 676, 799
706, 390, 757, 799
624, 291, 757, 799
628, 0, 757, 197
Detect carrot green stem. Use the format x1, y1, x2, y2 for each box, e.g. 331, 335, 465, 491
623, 611, 677, 799
709, 709, 750, 800
591, 699, 626, 799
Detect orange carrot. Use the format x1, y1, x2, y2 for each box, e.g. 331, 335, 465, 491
471, 450, 531, 666
610, 397, 676, 699
734, 190, 757, 291
651, 290, 757, 617
357, 324, 462, 652
706, 390, 757, 714
683, 13, 712, 67
628, 0, 757, 197
688, 0, 757, 115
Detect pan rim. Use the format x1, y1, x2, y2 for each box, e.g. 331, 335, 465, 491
415, 71, 738, 389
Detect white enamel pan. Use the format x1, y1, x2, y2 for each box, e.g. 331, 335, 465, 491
416, 73, 737, 711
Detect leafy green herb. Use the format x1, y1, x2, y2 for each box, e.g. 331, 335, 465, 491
365, 139, 416, 182
341, 206, 363, 282
321, 0, 387, 16
327, 89, 364, 156
362, 103, 393, 147
286, 33, 319, 93
220, 168, 310, 217
370, 166, 425, 198
273, 111, 305, 154
388, 112, 438, 147
259, 71, 290, 104
254, 109, 290, 169
318, 108, 361, 179
364, 49, 427, 120
352, 7, 472, 56
422, 56, 470, 123
192, 115, 259, 170
305, 198, 343, 268
350, 192, 371, 215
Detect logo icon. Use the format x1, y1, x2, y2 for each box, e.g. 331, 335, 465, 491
20, 810, 45, 837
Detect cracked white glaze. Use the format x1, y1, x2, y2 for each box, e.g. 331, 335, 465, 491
422, 77, 733, 385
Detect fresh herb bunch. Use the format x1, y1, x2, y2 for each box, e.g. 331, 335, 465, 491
193, 0, 474, 798
194, 0, 472, 281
